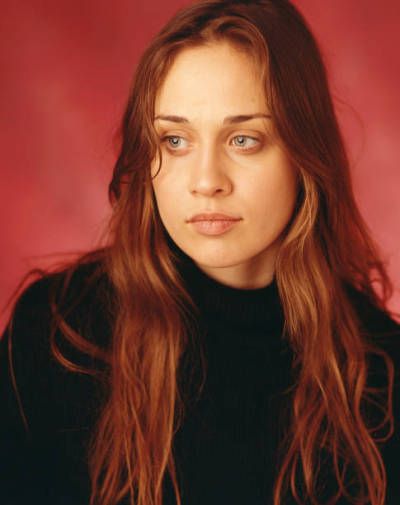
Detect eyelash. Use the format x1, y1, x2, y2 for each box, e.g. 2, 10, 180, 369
160, 135, 261, 152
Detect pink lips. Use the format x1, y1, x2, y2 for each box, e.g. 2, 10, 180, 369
187, 213, 242, 236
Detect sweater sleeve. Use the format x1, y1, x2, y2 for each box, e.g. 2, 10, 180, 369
0, 276, 54, 504
349, 287, 400, 503
373, 316, 400, 504
0, 262, 112, 505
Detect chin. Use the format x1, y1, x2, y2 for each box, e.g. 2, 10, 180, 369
188, 249, 253, 269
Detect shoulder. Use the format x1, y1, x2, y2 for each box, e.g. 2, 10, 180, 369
0, 257, 114, 446
343, 282, 400, 340
343, 282, 400, 383
11, 259, 110, 320
1, 258, 114, 376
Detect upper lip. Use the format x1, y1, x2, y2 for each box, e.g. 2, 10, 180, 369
187, 212, 242, 222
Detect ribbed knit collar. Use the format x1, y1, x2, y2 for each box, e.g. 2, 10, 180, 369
173, 245, 284, 332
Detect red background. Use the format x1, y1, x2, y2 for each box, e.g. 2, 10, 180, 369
1, 0, 399, 331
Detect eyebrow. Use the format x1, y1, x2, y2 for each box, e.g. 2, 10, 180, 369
153, 113, 272, 125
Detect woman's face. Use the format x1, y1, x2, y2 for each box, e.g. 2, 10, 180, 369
151, 41, 299, 289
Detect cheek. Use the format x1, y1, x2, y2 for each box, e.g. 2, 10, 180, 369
152, 179, 181, 209
151, 181, 182, 230
250, 164, 298, 222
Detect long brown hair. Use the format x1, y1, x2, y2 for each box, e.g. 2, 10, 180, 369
4, 1, 400, 504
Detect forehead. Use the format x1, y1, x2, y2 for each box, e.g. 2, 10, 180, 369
154, 42, 267, 116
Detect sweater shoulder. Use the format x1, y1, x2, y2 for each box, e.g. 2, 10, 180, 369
344, 283, 400, 339
1, 259, 113, 381
10, 259, 110, 321
344, 284, 400, 388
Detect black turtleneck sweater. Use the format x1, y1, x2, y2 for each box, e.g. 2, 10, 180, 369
1, 252, 400, 505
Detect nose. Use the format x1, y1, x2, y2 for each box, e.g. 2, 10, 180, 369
189, 144, 232, 197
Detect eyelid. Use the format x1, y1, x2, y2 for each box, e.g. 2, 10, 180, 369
230, 134, 260, 145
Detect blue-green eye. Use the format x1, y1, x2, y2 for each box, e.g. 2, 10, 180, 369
232, 135, 259, 149
163, 136, 188, 150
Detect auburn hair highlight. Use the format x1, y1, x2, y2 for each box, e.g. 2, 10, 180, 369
4, 1, 400, 504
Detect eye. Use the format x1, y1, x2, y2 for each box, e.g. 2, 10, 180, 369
231, 135, 260, 150
162, 135, 189, 150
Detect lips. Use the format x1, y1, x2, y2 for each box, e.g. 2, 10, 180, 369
188, 213, 242, 222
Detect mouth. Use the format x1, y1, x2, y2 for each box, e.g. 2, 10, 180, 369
189, 219, 240, 236
187, 213, 242, 223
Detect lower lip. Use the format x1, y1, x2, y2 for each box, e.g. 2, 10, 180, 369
189, 219, 240, 236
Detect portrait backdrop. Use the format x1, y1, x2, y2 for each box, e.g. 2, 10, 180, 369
0, 0, 399, 330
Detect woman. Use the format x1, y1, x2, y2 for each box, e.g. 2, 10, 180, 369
1, 0, 400, 504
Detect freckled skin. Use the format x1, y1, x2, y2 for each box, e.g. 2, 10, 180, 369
151, 42, 299, 290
